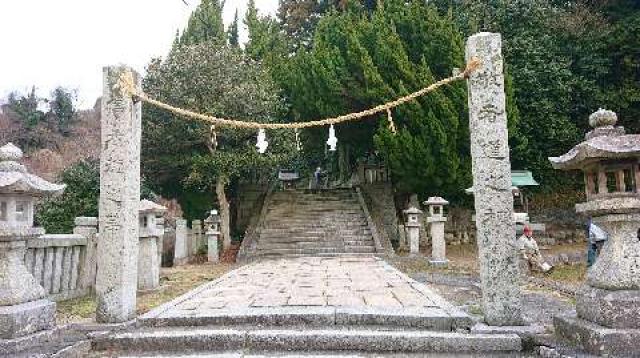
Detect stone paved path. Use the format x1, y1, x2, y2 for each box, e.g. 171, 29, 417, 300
142, 256, 471, 329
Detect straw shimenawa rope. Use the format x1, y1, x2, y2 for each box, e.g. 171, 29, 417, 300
117, 57, 481, 130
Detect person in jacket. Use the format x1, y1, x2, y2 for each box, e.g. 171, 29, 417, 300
518, 225, 554, 273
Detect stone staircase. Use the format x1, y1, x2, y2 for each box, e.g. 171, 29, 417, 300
240, 188, 380, 260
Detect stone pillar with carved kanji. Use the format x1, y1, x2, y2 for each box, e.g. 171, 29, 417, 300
403, 206, 422, 256
96, 65, 142, 323
424, 197, 449, 266
466, 32, 523, 326
550, 109, 640, 356
0, 143, 65, 339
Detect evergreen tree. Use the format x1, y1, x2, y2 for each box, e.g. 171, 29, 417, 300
8, 86, 44, 128
280, 1, 520, 198
430, 0, 640, 188
228, 9, 240, 47
178, 0, 226, 46
143, 43, 295, 250
245, 0, 288, 63
277, 0, 338, 50
48, 87, 76, 135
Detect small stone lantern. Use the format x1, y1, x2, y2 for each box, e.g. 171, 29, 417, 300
204, 209, 221, 263
0, 143, 65, 338
424, 197, 449, 266
137, 199, 167, 291
403, 206, 423, 256
549, 109, 640, 355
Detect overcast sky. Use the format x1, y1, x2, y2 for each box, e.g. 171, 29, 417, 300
0, 0, 279, 109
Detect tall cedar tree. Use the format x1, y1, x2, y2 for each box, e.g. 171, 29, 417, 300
178, 0, 226, 45
279, 1, 522, 198
228, 9, 240, 47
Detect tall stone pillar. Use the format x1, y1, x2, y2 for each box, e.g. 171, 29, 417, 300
174, 218, 188, 265
466, 33, 523, 326
96, 66, 142, 323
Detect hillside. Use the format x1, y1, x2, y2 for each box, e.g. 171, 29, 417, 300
0, 100, 101, 181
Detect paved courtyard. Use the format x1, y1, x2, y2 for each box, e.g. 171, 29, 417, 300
141, 256, 472, 330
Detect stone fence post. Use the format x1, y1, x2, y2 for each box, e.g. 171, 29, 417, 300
403, 207, 422, 256
191, 219, 202, 255
424, 197, 449, 267
73, 217, 98, 290
205, 210, 220, 263
174, 218, 188, 266
138, 200, 166, 291
466, 32, 522, 326
96, 65, 142, 323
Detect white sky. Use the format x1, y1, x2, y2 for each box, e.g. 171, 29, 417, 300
0, 0, 278, 109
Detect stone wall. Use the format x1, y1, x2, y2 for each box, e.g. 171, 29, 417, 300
359, 183, 397, 253
23, 234, 90, 301
425, 206, 587, 247
235, 182, 269, 236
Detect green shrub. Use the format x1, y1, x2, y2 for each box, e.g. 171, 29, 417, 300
36, 160, 100, 234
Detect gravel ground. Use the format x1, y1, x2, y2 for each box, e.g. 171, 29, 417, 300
410, 271, 575, 331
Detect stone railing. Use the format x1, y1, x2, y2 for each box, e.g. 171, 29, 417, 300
23, 234, 90, 301
357, 164, 389, 184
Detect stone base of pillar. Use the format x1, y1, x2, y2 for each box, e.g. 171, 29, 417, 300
173, 257, 190, 266
554, 314, 640, 356
554, 285, 640, 356
0, 299, 56, 339
575, 286, 640, 328
429, 258, 449, 267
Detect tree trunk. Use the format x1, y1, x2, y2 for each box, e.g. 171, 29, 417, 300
215, 177, 231, 251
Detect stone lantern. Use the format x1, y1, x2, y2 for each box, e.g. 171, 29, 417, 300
0, 143, 65, 338
204, 209, 221, 262
403, 206, 423, 256
549, 109, 640, 355
424, 197, 449, 266
137, 199, 167, 291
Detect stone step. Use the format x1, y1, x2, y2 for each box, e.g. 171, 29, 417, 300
255, 248, 347, 255
262, 224, 369, 231
258, 229, 371, 236
263, 219, 368, 225
265, 210, 364, 216
269, 200, 360, 205
95, 352, 524, 358
257, 236, 372, 244
256, 241, 346, 249
344, 240, 376, 246
344, 246, 376, 253
256, 241, 374, 249
92, 326, 521, 355
253, 252, 376, 260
